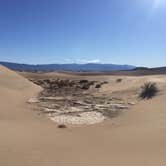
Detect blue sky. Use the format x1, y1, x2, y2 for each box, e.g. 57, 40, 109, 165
0, 0, 166, 67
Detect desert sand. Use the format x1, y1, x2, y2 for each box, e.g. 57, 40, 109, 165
1, 65, 166, 166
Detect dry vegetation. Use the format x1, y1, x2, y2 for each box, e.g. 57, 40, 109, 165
116, 78, 123, 83
139, 82, 159, 99
28, 78, 129, 125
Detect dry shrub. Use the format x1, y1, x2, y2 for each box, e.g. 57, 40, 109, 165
139, 82, 159, 99
116, 78, 122, 83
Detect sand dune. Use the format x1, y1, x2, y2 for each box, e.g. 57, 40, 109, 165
1, 65, 166, 166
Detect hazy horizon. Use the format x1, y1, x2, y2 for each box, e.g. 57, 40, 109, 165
0, 0, 166, 67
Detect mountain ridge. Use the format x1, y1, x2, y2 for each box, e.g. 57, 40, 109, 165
0, 61, 136, 71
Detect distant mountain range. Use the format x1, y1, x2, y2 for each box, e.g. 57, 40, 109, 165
0, 61, 136, 71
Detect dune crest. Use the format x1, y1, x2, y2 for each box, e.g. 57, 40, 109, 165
0, 65, 41, 91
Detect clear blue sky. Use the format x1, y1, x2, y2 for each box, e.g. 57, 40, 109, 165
0, 0, 166, 67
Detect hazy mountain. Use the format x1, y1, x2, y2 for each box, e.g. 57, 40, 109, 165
0, 61, 136, 71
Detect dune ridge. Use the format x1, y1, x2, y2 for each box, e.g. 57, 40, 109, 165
0, 65, 41, 119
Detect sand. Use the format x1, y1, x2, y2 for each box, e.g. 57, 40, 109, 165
1, 65, 166, 166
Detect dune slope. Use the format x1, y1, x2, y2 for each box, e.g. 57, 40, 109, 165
1, 65, 166, 166
0, 65, 41, 119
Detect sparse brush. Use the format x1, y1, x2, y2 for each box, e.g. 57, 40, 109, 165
81, 83, 91, 90
116, 78, 122, 83
95, 84, 101, 88
79, 80, 89, 84
139, 82, 159, 99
